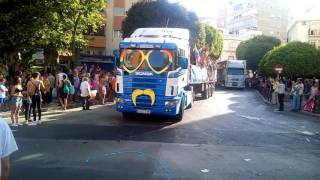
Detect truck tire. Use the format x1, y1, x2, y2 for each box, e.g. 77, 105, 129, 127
201, 89, 208, 99
175, 98, 185, 121
187, 93, 194, 109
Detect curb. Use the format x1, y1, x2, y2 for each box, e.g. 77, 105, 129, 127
255, 90, 320, 118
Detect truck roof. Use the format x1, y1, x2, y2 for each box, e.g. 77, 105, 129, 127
121, 28, 190, 46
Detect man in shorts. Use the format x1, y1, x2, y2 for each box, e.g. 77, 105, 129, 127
0, 118, 18, 180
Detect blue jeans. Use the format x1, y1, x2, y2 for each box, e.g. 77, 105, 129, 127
292, 94, 301, 110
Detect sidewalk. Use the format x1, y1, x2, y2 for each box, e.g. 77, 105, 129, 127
256, 90, 320, 118
0, 101, 115, 123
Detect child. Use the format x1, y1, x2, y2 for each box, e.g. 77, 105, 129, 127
0, 78, 8, 110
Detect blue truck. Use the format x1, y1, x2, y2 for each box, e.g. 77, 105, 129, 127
115, 28, 216, 120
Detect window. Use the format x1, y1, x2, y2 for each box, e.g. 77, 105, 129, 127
113, 30, 122, 38
309, 41, 316, 47
178, 49, 185, 57
310, 30, 314, 35
227, 68, 244, 75
114, 7, 125, 16
234, 4, 242, 11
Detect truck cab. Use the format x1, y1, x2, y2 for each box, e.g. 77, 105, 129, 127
115, 28, 193, 120
217, 60, 247, 89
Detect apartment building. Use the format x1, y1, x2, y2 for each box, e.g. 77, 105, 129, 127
226, 0, 288, 42
219, 36, 245, 61
288, 20, 320, 48
83, 0, 141, 56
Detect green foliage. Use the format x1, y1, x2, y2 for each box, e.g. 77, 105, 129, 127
197, 23, 206, 48
0, 1, 43, 51
236, 35, 281, 71
122, 0, 200, 44
259, 42, 320, 78
37, 0, 106, 50
0, 0, 106, 65
204, 25, 223, 60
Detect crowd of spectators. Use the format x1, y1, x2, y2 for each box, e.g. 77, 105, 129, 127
0, 64, 117, 126
254, 76, 320, 114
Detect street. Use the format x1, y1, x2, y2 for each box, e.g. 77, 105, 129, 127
9, 90, 320, 180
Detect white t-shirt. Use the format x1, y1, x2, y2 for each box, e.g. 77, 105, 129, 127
80, 81, 91, 97
0, 84, 8, 98
0, 118, 18, 175
278, 83, 286, 94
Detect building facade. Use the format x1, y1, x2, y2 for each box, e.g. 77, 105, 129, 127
219, 36, 245, 61
287, 20, 320, 48
226, 0, 288, 42
82, 0, 142, 56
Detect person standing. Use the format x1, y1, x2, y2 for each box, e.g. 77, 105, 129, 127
27, 72, 45, 125
291, 79, 304, 111
60, 75, 71, 111
42, 74, 51, 106
80, 77, 91, 110
0, 78, 8, 111
273, 79, 279, 105
99, 73, 107, 105
47, 72, 55, 104
73, 71, 80, 102
22, 76, 32, 125
0, 118, 18, 180
55, 68, 68, 107
297, 79, 304, 110
277, 79, 286, 111
10, 77, 23, 126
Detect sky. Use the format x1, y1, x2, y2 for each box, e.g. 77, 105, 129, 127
169, 0, 320, 20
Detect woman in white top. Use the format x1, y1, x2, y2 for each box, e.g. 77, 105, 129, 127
309, 82, 319, 100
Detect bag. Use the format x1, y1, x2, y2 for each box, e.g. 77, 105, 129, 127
63, 81, 70, 94
70, 85, 75, 95
304, 99, 315, 112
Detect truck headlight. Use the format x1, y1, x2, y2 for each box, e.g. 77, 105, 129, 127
116, 98, 124, 103
165, 101, 178, 107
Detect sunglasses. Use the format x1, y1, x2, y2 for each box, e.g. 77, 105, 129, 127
120, 49, 173, 74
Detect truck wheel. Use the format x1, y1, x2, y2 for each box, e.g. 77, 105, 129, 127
187, 93, 194, 109
175, 98, 185, 121
201, 89, 208, 99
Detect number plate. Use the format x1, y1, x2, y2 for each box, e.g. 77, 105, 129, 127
137, 109, 151, 114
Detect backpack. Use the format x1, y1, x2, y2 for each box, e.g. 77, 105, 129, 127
63, 81, 71, 94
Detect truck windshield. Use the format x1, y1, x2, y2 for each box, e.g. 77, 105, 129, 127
227, 68, 244, 75
120, 49, 176, 73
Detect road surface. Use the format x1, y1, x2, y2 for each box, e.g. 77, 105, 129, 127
9, 90, 320, 180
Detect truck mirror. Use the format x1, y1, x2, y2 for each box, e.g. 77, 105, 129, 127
178, 57, 188, 69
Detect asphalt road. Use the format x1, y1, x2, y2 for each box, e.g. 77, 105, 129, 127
9, 90, 320, 180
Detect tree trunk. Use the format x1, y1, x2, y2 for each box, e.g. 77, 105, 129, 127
44, 47, 59, 72
71, 13, 81, 67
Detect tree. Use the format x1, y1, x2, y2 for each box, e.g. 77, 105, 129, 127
259, 42, 320, 78
0, 0, 106, 69
37, 0, 106, 66
204, 25, 223, 60
122, 0, 199, 44
236, 35, 281, 71
0, 0, 44, 66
